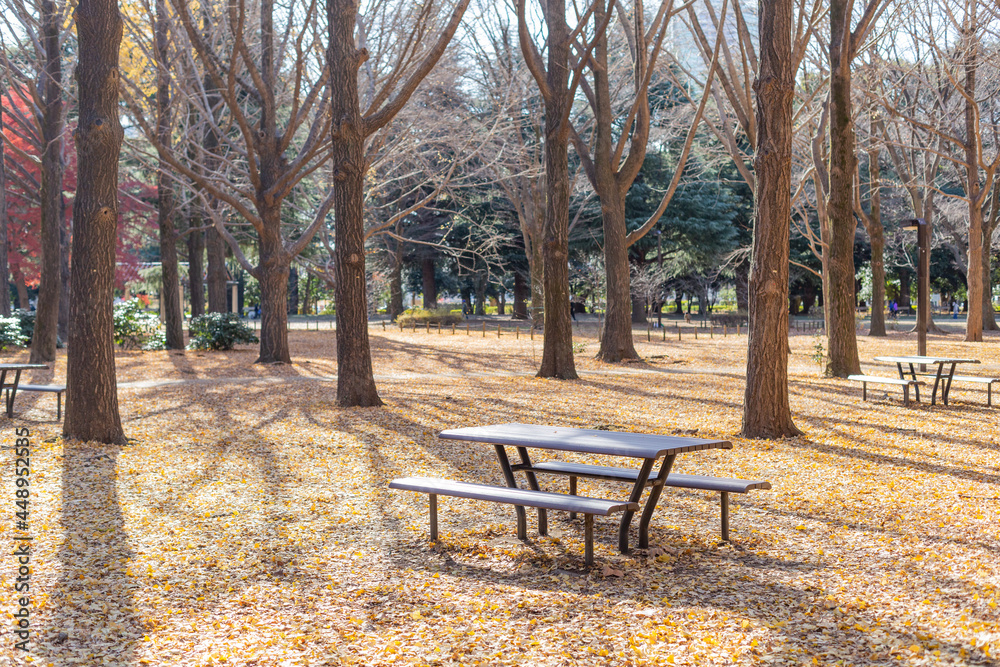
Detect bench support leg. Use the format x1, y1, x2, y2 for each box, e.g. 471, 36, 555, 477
720, 492, 730, 541
429, 494, 438, 541
584, 514, 594, 566
989, 383, 993, 408
516, 446, 546, 536
638, 455, 674, 550
903, 385, 909, 407
862, 382, 867, 402
568, 477, 577, 520
494, 445, 528, 540
57, 393, 62, 420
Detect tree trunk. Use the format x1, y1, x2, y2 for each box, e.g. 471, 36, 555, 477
287, 265, 299, 315
735, 261, 749, 314
421, 256, 437, 309
630, 295, 647, 324
13, 267, 28, 309
155, 0, 183, 349
206, 227, 228, 312
534, 0, 577, 379
388, 242, 404, 321
597, 196, 640, 361
866, 149, 886, 337
475, 275, 486, 315
512, 271, 528, 319
0, 86, 10, 317
64, 0, 126, 445
31, 0, 65, 363
964, 21, 983, 342
741, 0, 801, 439
187, 222, 205, 317
984, 225, 997, 330
58, 200, 71, 340
254, 222, 291, 363
825, 0, 862, 377
529, 236, 545, 328
329, 0, 381, 406
498, 289, 506, 316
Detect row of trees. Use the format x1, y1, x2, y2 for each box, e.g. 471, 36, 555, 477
2, 0, 999, 441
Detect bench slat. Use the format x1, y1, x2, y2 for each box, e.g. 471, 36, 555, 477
847, 375, 920, 386
388, 477, 637, 515
526, 461, 771, 493
17, 384, 66, 392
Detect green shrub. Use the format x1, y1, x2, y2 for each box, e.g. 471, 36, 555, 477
113, 299, 163, 349
11, 309, 35, 342
396, 308, 464, 326
0, 315, 28, 349
187, 313, 259, 350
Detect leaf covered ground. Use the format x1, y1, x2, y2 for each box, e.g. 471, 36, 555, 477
1, 322, 998, 666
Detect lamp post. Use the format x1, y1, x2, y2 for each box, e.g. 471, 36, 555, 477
902, 218, 928, 358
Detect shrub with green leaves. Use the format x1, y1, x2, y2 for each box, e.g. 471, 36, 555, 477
187, 313, 258, 351
11, 309, 35, 342
396, 308, 464, 326
0, 315, 28, 350
113, 299, 163, 350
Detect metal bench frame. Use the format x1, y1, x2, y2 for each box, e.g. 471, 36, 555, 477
847, 375, 922, 406
15, 384, 66, 420
521, 461, 770, 541
389, 476, 638, 565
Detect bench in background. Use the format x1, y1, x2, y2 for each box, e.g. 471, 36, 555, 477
847, 375, 921, 407
389, 476, 638, 565
9, 384, 66, 420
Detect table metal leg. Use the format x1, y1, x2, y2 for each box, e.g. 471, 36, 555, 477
902, 363, 920, 403
3, 370, 17, 418
637, 455, 675, 549
941, 362, 957, 405
493, 445, 528, 540
619, 457, 655, 553
515, 446, 546, 535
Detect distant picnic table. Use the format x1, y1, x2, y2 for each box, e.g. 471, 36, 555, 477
874, 355, 980, 406
0, 363, 48, 418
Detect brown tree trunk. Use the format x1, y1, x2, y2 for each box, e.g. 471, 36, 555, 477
329, 0, 381, 406
964, 18, 983, 342
287, 266, 299, 315
255, 221, 291, 363
155, 0, 184, 349
741, 0, 801, 439
529, 239, 544, 328
735, 261, 749, 314
866, 149, 886, 337
536, 0, 577, 379
475, 275, 486, 315
388, 240, 404, 321
13, 267, 28, 309
206, 227, 228, 312
825, 0, 862, 377
421, 256, 437, 309
513, 271, 528, 319
187, 221, 205, 317
58, 200, 71, 341
64, 0, 126, 445
0, 87, 10, 317
630, 295, 647, 324
984, 206, 998, 330
31, 0, 65, 363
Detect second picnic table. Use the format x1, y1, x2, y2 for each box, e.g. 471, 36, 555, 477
873, 355, 980, 406
0, 363, 49, 418
438, 423, 733, 553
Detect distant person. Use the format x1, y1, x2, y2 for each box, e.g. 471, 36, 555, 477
889, 300, 898, 318
953, 300, 960, 319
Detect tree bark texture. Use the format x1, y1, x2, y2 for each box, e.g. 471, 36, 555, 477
741, 0, 801, 439
388, 241, 404, 321
187, 222, 205, 317
57, 202, 71, 340
329, 0, 382, 406
825, 0, 862, 377
155, 0, 184, 348
421, 256, 437, 309
866, 149, 886, 337
64, 0, 126, 445
512, 271, 528, 319
255, 214, 292, 363
963, 16, 983, 342
31, 0, 66, 363
983, 196, 998, 329
0, 92, 10, 316
536, 0, 577, 379
206, 227, 228, 312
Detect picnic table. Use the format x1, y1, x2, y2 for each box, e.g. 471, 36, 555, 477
438, 423, 733, 553
0, 363, 49, 418
874, 355, 980, 406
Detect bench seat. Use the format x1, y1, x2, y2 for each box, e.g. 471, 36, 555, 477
10, 384, 66, 420
847, 375, 921, 406
389, 476, 638, 565
519, 461, 770, 540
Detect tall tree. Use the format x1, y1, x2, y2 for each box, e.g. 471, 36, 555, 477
154, 0, 183, 348
29, 0, 67, 362
825, 0, 885, 377
0, 84, 10, 317
327, 0, 470, 405
64, 0, 126, 444
742, 0, 801, 438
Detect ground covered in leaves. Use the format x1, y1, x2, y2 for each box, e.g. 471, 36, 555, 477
1, 321, 998, 666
